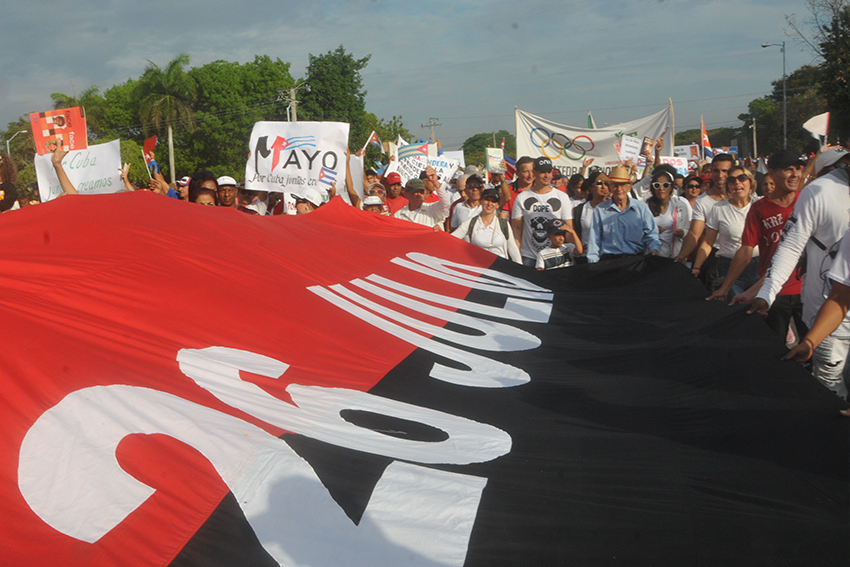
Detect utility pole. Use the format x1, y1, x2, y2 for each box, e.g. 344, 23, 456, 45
421, 117, 441, 143
761, 41, 787, 149
750, 117, 758, 159
278, 82, 310, 122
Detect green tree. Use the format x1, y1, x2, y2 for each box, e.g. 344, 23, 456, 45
461, 130, 516, 166
97, 79, 142, 141
136, 53, 197, 183
50, 86, 105, 138
816, 4, 850, 139
2, 116, 35, 172
788, 0, 850, 141
738, 65, 827, 155
180, 56, 294, 179
300, 46, 371, 148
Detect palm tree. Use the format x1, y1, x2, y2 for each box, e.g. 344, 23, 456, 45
136, 53, 196, 183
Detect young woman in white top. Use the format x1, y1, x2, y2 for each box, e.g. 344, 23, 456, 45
692, 167, 760, 300
646, 168, 692, 258
452, 187, 522, 263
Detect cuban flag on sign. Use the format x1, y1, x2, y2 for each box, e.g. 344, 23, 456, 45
398, 143, 429, 161
318, 167, 337, 187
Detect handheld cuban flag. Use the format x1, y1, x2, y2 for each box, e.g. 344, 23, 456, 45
701, 118, 713, 160
143, 136, 157, 165
361, 131, 384, 154
397, 143, 429, 161
142, 135, 158, 179
501, 137, 506, 151
504, 155, 516, 182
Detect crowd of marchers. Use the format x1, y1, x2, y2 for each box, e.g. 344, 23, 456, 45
2, 139, 850, 411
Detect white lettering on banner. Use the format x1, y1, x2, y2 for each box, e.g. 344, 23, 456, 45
363, 273, 552, 323
398, 253, 554, 301
339, 280, 540, 351
177, 347, 511, 465
310, 285, 531, 388
18, 385, 486, 566
308, 253, 554, 388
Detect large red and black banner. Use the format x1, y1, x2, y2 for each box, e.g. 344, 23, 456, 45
0, 194, 847, 566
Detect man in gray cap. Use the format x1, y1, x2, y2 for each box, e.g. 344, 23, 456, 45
393, 166, 450, 228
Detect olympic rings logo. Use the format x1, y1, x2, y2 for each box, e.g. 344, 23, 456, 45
529, 128, 595, 161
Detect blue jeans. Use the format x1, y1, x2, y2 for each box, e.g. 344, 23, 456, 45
715, 255, 760, 302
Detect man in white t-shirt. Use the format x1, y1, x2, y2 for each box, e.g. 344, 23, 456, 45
393, 166, 451, 228
511, 157, 574, 266
749, 149, 850, 399
784, 224, 850, 415
675, 154, 734, 284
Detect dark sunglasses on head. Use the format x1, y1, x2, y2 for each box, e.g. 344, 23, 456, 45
726, 174, 750, 185
652, 182, 672, 190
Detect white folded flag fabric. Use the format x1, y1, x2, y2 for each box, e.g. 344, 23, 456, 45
803, 112, 830, 139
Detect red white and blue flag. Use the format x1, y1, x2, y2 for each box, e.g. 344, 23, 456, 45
397, 143, 429, 161
360, 131, 383, 154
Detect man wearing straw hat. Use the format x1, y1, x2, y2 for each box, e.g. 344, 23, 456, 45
586, 165, 660, 263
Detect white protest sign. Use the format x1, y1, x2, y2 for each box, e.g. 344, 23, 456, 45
674, 144, 700, 159
442, 150, 465, 169
245, 121, 349, 195
659, 156, 689, 176
346, 153, 365, 205
516, 106, 673, 175
384, 155, 460, 187
486, 148, 503, 172
618, 136, 642, 162
35, 139, 122, 202
386, 141, 398, 161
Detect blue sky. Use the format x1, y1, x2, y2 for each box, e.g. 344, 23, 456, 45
0, 0, 819, 151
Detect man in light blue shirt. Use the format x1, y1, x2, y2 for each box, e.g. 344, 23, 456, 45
587, 166, 661, 263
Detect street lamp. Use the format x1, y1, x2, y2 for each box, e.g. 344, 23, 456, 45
761, 41, 786, 150
5, 129, 27, 156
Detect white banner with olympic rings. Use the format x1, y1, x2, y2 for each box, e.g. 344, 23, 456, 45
515, 107, 673, 176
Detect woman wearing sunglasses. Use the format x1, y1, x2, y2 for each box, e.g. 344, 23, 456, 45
692, 167, 760, 300
572, 170, 610, 263
448, 174, 484, 231
646, 166, 692, 258
681, 174, 702, 209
